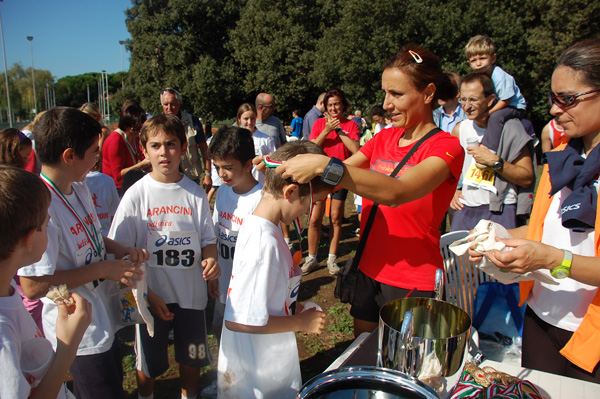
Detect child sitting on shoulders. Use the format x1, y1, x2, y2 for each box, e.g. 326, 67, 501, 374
217, 141, 328, 399
0, 165, 91, 399
465, 35, 528, 155
208, 126, 263, 341
109, 113, 220, 399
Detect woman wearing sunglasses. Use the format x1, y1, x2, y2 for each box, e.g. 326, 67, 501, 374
278, 44, 465, 336
468, 39, 600, 382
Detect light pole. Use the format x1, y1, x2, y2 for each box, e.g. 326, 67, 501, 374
119, 40, 125, 89
27, 36, 37, 116
119, 40, 125, 71
0, 0, 12, 126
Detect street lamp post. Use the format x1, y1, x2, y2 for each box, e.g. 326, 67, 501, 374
0, 0, 12, 127
119, 40, 125, 89
27, 36, 37, 116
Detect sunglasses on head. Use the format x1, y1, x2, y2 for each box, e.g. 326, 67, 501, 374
548, 88, 600, 108
161, 88, 180, 97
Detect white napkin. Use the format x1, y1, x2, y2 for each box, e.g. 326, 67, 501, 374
449, 220, 558, 285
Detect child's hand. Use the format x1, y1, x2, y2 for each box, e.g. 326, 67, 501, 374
208, 279, 219, 299
118, 247, 149, 267
298, 309, 326, 334
202, 257, 220, 281
147, 289, 174, 321
100, 259, 144, 287
55, 293, 91, 353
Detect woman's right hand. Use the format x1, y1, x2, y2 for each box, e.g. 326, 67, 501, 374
324, 112, 341, 133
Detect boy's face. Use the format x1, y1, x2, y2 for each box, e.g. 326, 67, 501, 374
468, 53, 496, 75
143, 130, 187, 183
213, 156, 252, 190
73, 136, 100, 182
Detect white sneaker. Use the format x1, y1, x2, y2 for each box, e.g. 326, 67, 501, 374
301, 257, 318, 275
327, 257, 341, 275
201, 380, 218, 398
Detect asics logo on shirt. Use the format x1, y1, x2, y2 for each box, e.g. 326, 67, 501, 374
155, 235, 192, 247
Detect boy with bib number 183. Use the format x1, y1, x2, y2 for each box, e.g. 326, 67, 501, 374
109, 114, 220, 399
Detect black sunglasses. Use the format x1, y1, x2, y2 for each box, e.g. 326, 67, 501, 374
549, 88, 600, 108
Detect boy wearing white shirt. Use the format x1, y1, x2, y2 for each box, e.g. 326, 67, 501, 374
109, 114, 219, 399
217, 141, 328, 399
208, 126, 263, 340
0, 165, 91, 399
18, 107, 147, 399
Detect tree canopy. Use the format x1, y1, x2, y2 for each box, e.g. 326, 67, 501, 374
121, 0, 599, 132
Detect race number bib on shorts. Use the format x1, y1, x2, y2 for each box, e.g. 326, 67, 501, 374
147, 230, 201, 269
462, 160, 497, 194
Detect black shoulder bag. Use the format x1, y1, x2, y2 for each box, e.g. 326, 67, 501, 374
334, 128, 441, 303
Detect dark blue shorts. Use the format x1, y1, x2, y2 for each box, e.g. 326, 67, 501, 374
450, 204, 518, 232
136, 304, 211, 378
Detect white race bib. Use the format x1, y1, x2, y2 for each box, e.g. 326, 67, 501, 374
147, 230, 202, 270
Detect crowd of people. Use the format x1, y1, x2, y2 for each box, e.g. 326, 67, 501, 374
1, 34, 600, 399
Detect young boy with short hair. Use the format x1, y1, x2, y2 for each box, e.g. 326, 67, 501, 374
0, 165, 91, 399
109, 113, 220, 399
17, 107, 147, 399
208, 126, 263, 340
465, 35, 527, 153
217, 141, 328, 399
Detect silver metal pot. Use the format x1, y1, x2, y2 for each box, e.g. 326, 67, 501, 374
297, 366, 440, 399
377, 298, 471, 380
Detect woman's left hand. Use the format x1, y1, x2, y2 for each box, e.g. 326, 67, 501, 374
484, 238, 562, 274
276, 154, 330, 184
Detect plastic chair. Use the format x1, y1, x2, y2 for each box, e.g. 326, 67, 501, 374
439, 230, 495, 318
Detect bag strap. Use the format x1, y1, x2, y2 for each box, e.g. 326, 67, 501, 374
350, 127, 442, 271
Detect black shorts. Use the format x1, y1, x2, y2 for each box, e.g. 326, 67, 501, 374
331, 188, 348, 201
136, 304, 211, 378
350, 269, 436, 323
70, 338, 124, 399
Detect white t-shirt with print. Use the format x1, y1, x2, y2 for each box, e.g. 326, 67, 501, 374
252, 130, 277, 184
217, 215, 301, 399
86, 170, 120, 236
109, 174, 216, 310
528, 181, 599, 332
18, 182, 113, 356
212, 182, 263, 304
0, 282, 69, 399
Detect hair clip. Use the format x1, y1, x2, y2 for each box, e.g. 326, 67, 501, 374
408, 50, 423, 64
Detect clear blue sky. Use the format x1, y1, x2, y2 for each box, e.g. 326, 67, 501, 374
1, 0, 131, 80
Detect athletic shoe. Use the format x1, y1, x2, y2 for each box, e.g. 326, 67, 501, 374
353, 227, 360, 237
301, 257, 318, 275
201, 380, 218, 398
327, 257, 341, 275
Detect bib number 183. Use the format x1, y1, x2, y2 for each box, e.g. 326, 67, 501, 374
152, 249, 195, 267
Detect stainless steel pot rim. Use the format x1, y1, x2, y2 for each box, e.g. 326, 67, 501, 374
297, 366, 440, 398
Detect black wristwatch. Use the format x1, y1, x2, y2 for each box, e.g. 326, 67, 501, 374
321, 157, 344, 186
492, 157, 504, 171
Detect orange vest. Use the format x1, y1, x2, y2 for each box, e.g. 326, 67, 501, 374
519, 142, 600, 373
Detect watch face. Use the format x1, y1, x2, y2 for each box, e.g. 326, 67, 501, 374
551, 266, 570, 279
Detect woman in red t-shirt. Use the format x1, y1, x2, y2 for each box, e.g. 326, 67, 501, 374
302, 88, 360, 276
279, 44, 465, 336
102, 104, 151, 194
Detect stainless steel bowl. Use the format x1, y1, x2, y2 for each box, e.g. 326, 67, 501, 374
297, 366, 440, 399
378, 298, 471, 379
